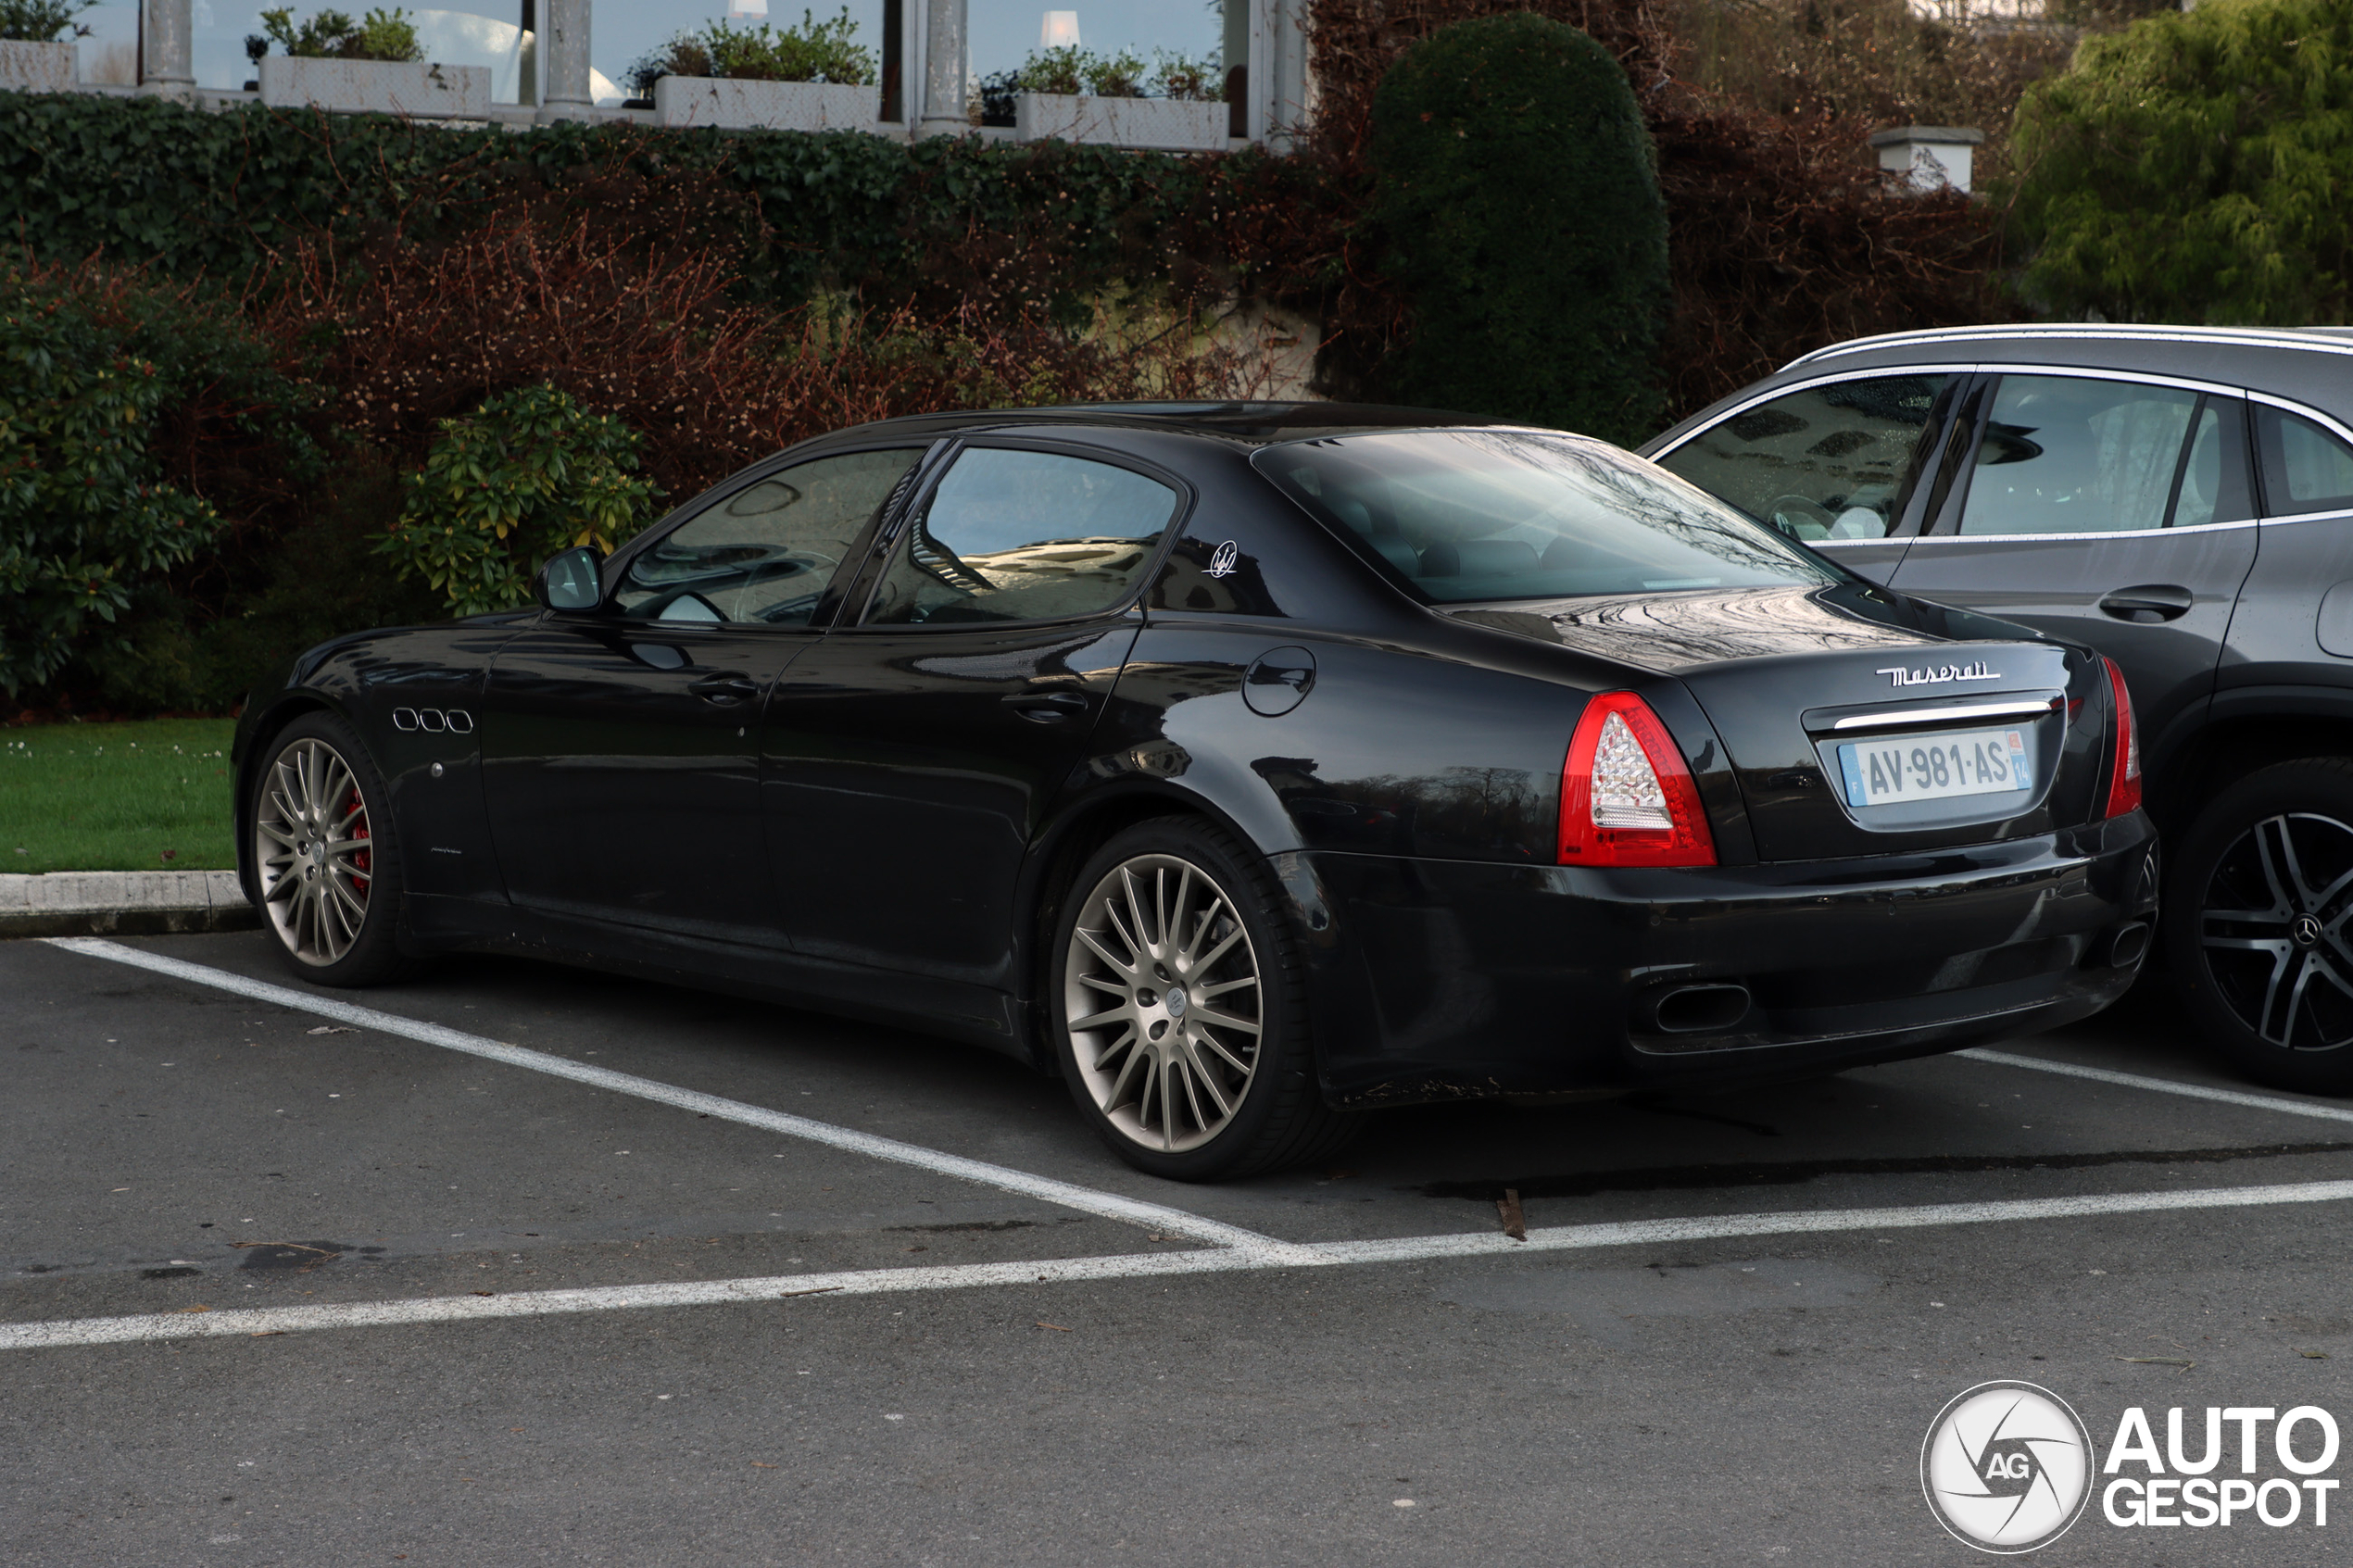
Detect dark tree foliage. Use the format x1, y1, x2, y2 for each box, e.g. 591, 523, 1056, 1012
1368, 13, 1668, 443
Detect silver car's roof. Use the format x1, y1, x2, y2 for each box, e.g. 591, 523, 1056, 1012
1642, 323, 2353, 456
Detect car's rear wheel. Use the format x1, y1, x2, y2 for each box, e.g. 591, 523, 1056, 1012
249, 713, 409, 986
1050, 817, 1355, 1180
2168, 759, 2353, 1093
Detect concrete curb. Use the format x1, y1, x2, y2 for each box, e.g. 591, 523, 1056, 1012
0, 871, 257, 939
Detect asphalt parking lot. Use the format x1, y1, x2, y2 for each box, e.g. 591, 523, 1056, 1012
8, 932, 2353, 1565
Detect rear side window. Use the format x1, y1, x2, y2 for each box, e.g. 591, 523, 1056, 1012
1256, 428, 1842, 604
1654, 374, 1952, 542
861, 447, 1178, 626
2256, 406, 2353, 515
1957, 375, 2208, 535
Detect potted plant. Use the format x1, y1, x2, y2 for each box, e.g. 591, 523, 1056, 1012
635, 11, 879, 132
0, 0, 85, 94
253, 6, 488, 119
1012, 48, 1226, 152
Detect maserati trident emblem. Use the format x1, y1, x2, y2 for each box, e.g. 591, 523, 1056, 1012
1206, 540, 1239, 579
1877, 660, 1998, 690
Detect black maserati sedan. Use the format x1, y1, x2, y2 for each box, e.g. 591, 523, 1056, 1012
233, 404, 2158, 1178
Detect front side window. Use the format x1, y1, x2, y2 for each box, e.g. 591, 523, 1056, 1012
2257, 406, 2353, 515
618, 447, 925, 626
1655, 374, 1953, 542
860, 447, 1179, 627
1257, 428, 1843, 604
1957, 376, 2199, 536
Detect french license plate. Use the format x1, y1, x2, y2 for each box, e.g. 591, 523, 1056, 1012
1837, 726, 2031, 809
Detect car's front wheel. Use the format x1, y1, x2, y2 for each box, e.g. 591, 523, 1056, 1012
2169, 759, 2353, 1093
248, 712, 410, 986
1050, 817, 1355, 1180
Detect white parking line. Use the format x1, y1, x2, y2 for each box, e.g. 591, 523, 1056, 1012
10, 1178, 2353, 1352
1959, 1047, 2353, 1127
43, 937, 1321, 1265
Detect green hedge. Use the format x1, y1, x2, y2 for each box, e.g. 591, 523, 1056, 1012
0, 91, 1327, 321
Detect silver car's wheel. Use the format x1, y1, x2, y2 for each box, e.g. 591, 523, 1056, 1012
2197, 810, 2353, 1052
1063, 852, 1263, 1154
254, 735, 375, 968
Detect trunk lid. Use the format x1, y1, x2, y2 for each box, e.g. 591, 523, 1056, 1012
1443, 583, 2108, 861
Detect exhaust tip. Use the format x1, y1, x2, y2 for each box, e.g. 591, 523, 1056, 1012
1647, 983, 1754, 1035
2106, 922, 2152, 970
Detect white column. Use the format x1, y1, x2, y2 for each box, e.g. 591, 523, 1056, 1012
141, 0, 194, 93
537, 0, 594, 121
1256, 0, 1308, 151
917, 0, 966, 137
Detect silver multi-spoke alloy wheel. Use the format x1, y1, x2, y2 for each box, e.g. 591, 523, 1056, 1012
254, 736, 376, 968
1063, 853, 1264, 1154
2200, 810, 2353, 1052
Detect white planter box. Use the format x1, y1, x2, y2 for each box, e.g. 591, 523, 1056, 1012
0, 40, 75, 93
654, 76, 879, 132
258, 56, 490, 119
1014, 93, 1226, 152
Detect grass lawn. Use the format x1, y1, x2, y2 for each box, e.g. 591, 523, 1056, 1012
2, 719, 240, 873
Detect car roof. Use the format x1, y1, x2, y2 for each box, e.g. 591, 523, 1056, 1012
823, 400, 1504, 447
1773, 323, 2353, 422
1780, 321, 2353, 373
1633, 323, 2353, 457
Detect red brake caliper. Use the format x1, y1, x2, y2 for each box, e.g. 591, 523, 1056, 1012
346, 787, 371, 896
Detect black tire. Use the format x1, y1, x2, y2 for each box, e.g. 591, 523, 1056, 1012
246, 711, 413, 987
2166, 758, 2353, 1094
1048, 815, 1358, 1180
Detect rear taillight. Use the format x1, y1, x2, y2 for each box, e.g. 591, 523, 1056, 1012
1559, 692, 1717, 868
2102, 657, 2142, 819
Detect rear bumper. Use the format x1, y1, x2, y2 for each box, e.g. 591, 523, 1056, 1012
1287, 811, 2160, 1108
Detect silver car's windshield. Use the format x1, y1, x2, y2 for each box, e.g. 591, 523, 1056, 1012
1255, 428, 1844, 603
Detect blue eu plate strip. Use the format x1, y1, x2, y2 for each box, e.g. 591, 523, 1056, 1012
1840, 745, 1868, 808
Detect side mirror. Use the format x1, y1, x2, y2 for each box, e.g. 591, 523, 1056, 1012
535, 546, 603, 612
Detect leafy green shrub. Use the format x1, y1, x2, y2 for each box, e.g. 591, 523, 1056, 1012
0, 278, 224, 697
1153, 53, 1223, 103
628, 10, 875, 91
257, 6, 421, 63
2013, 0, 2353, 323
382, 384, 662, 617
0, 0, 88, 43
1369, 12, 1668, 444
1016, 45, 1149, 97
0, 257, 326, 712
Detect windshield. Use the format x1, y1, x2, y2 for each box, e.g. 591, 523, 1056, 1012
1254, 429, 1844, 603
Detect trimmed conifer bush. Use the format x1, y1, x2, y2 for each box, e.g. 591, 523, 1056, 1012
1368, 11, 1668, 444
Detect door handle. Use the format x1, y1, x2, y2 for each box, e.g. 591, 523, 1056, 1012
1001, 691, 1088, 723
688, 672, 761, 704
2098, 584, 2195, 623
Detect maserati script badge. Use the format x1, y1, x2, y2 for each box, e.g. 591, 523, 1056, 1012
1877, 660, 1998, 689
1207, 540, 1239, 579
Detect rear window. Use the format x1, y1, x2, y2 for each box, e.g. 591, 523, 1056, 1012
1254, 429, 1843, 604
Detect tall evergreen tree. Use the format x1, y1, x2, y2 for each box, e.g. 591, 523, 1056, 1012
2016, 0, 2353, 323
1370, 12, 1668, 444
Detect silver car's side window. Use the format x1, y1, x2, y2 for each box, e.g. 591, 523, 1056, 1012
616, 447, 925, 626
1654, 374, 1952, 543
2169, 397, 2256, 528
2256, 405, 2353, 516
1957, 376, 2200, 535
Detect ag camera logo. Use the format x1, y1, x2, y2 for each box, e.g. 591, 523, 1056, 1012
1921, 1381, 2095, 1552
